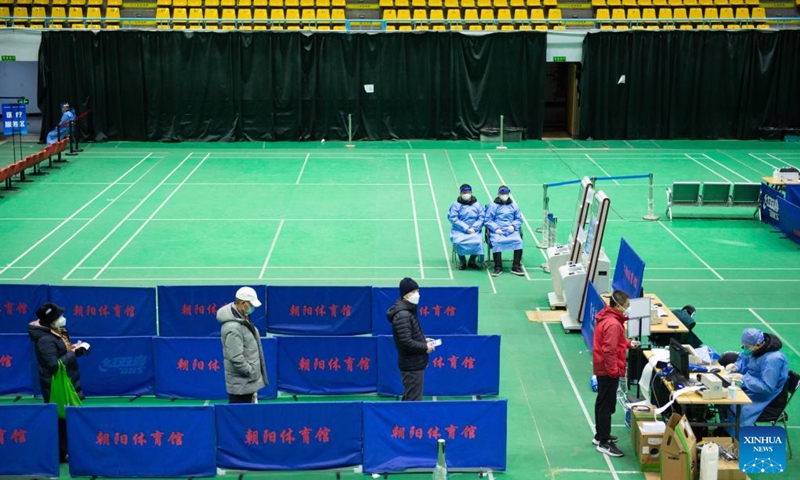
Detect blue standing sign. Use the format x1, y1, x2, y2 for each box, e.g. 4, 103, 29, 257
1, 104, 28, 135
0, 404, 59, 477
611, 237, 645, 299
581, 281, 607, 352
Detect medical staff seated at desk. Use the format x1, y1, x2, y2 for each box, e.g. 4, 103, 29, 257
46, 102, 76, 145
484, 185, 524, 277
724, 327, 788, 435
447, 184, 485, 271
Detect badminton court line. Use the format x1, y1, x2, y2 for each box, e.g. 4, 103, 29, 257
259, 219, 285, 279
423, 153, 453, 280
511, 358, 555, 480
749, 309, 800, 359
543, 322, 621, 480
585, 154, 619, 185
684, 154, 731, 183
748, 153, 777, 170
295, 153, 311, 184
768, 153, 800, 170
406, 153, 425, 280
700, 153, 753, 182
0, 153, 154, 277
717, 151, 769, 177
22, 161, 162, 280
63, 152, 196, 280
93, 153, 211, 280
657, 222, 724, 280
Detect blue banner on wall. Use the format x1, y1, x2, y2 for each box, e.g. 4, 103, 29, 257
581, 281, 606, 352
0, 284, 48, 334
157, 285, 267, 337
760, 183, 782, 228
371, 286, 479, 336
267, 286, 371, 335
0, 334, 33, 395
48, 285, 156, 337
778, 194, 800, 245
216, 402, 363, 470
68, 406, 216, 478
611, 238, 645, 299
376, 335, 500, 397
153, 337, 278, 400
0, 404, 58, 477
277, 336, 377, 394
362, 400, 507, 473
78, 337, 154, 396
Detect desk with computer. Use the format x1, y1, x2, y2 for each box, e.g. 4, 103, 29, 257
644, 341, 752, 440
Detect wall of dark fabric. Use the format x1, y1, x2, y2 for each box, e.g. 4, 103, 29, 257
37, 31, 547, 143
578, 30, 800, 140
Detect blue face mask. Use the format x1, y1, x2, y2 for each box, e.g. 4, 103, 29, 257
741, 348, 753, 357
247, 305, 256, 315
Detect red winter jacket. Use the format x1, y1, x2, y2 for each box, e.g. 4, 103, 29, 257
592, 305, 631, 378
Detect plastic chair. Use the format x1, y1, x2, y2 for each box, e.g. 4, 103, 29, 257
665, 182, 701, 220
700, 182, 731, 206
756, 370, 800, 459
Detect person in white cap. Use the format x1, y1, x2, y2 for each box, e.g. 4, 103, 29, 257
217, 286, 268, 403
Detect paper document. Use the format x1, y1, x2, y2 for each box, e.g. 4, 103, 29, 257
427, 339, 442, 347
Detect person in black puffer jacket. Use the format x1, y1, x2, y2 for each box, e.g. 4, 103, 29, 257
28, 302, 87, 462
386, 277, 435, 401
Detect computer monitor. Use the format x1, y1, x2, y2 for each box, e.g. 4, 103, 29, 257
669, 338, 690, 379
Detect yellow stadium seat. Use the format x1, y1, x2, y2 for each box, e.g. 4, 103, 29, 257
69, 0, 85, 6
188, 0, 202, 6
680, 23, 692, 28
756, 23, 769, 28
429, 0, 442, 7
628, 7, 641, 19
682, 0, 696, 5
411, 0, 424, 6
32, 0, 49, 5
615, 23, 628, 29
606, 0, 621, 5
494, 0, 509, 6
548, 7, 561, 18
652, 0, 666, 5
430, 8, 445, 29
734, 6, 747, 18
331, 0, 345, 5
204, 7, 219, 29
317, 0, 330, 6
526, 0, 541, 5
480, 7, 496, 30
704, 6, 717, 19
611, 7, 624, 19
285, 0, 299, 6
728, 0, 743, 4
173, 0, 187, 6
67, 6, 83, 28
688, 6, 702, 18
511, 0, 525, 6
745, 0, 758, 5
315, 8, 329, 29
87, 0, 101, 5
444, 0, 458, 6
237, 7, 252, 29
220, 8, 235, 28
714, 0, 727, 4
30, 5, 46, 26
157, 0, 171, 5
221, 0, 235, 5
379, 0, 392, 5
464, 8, 479, 30
301, 8, 315, 29
698, 0, 711, 4
106, 0, 121, 4
719, 6, 732, 20
412, 8, 428, 29
51, 0, 68, 5
270, 8, 285, 29
596, 7, 609, 19
285, 8, 301, 29
462, 0, 476, 6
237, 0, 251, 5
667, 0, 680, 5
623, 0, 636, 6
658, 7, 671, 18
85, 6, 101, 27
301, 0, 313, 6
513, 7, 528, 29
396, 8, 411, 29
252, 8, 267, 29
383, 7, 396, 19
751, 7, 764, 18
446, 8, 461, 29
206, 0, 220, 6
477, 0, 490, 7
268, 0, 282, 6
395, 0, 409, 6
639, 0, 652, 6
673, 6, 687, 27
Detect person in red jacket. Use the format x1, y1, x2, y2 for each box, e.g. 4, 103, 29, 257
592, 290, 640, 457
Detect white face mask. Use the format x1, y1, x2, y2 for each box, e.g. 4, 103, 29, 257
499, 194, 510, 202
407, 293, 420, 305
54, 316, 67, 328
461, 194, 472, 201
623, 308, 631, 318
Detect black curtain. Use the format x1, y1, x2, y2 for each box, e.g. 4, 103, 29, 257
38, 31, 547, 143
578, 30, 800, 140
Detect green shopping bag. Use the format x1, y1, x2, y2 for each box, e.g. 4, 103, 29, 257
50, 360, 82, 419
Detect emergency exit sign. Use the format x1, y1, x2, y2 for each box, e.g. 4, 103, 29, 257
552, 56, 566, 62
1, 55, 16, 61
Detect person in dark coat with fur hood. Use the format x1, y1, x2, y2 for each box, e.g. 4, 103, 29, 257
386, 277, 435, 401
28, 302, 87, 462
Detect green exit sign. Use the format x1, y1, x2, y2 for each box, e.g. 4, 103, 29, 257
17, 98, 29, 105
1, 55, 16, 61
552, 56, 566, 62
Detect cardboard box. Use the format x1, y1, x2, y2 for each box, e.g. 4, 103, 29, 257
630, 405, 657, 446
635, 421, 664, 472
700, 437, 747, 480
660, 414, 697, 480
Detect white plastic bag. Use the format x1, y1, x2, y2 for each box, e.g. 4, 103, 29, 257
699, 442, 719, 480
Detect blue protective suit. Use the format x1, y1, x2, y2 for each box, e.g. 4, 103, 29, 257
448, 196, 485, 256
484, 198, 523, 252
46, 108, 76, 145
726, 333, 788, 434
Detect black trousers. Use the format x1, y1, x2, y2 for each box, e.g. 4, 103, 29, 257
58, 417, 68, 462
594, 375, 619, 442
401, 370, 424, 401
229, 393, 256, 404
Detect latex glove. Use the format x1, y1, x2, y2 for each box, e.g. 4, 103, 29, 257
725, 363, 737, 373
426, 344, 435, 353
496, 228, 505, 235
630, 340, 641, 349
507, 225, 514, 233
467, 228, 475, 234
728, 373, 744, 384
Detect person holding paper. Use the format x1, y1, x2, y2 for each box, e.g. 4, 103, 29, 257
592, 290, 640, 457
386, 277, 435, 401
447, 183, 485, 270
484, 185, 524, 277
218, 286, 268, 404
28, 302, 87, 462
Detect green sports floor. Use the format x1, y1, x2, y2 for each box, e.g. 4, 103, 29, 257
1, 138, 799, 480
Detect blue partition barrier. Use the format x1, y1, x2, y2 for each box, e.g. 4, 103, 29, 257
0, 284, 48, 333
157, 285, 267, 337
267, 286, 371, 335
216, 402, 363, 470
581, 281, 606, 352
48, 285, 157, 336
153, 337, 278, 400
277, 336, 377, 394
67, 406, 216, 478
376, 335, 500, 397
77, 337, 155, 397
362, 400, 507, 473
0, 404, 59, 477
778, 194, 800, 245
371, 286, 479, 336
0, 334, 33, 394
611, 238, 645, 299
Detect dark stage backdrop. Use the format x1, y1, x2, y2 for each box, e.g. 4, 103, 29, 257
38, 31, 547, 142
579, 30, 800, 140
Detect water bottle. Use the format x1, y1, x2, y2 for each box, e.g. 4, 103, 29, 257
590, 375, 598, 392
432, 438, 449, 480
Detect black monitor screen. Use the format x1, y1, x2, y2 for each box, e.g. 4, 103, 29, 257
669, 338, 690, 379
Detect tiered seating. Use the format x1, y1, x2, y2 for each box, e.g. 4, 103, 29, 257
592, 3, 770, 29
1, 1, 126, 28
381, 0, 562, 30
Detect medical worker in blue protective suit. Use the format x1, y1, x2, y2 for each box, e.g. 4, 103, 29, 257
46, 103, 76, 145
448, 184, 485, 271
484, 185, 524, 277
724, 328, 788, 435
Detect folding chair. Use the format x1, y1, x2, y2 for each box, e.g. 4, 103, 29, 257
756, 370, 800, 459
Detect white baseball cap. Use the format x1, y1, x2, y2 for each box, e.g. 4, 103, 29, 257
235, 286, 262, 307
